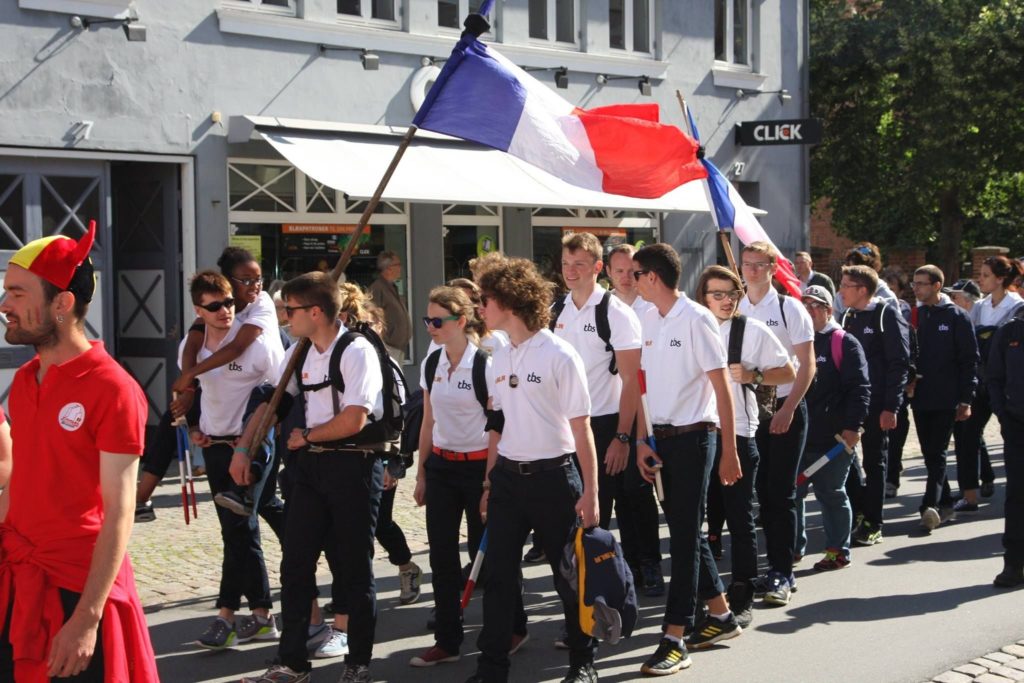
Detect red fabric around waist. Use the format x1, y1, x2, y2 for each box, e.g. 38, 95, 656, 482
432, 446, 489, 462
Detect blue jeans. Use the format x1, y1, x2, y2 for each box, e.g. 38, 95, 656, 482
797, 446, 855, 557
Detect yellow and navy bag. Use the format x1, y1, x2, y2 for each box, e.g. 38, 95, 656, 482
559, 526, 638, 644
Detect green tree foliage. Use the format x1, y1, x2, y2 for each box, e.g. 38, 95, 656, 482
810, 0, 1024, 274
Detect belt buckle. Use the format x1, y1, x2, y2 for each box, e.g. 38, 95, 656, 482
516, 461, 532, 475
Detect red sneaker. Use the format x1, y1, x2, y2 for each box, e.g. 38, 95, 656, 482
409, 645, 460, 668
813, 549, 850, 571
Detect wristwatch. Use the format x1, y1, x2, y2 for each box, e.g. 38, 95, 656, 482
752, 370, 765, 386
301, 428, 313, 444
614, 432, 631, 444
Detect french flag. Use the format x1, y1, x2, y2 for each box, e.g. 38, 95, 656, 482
413, 32, 706, 198
686, 107, 803, 298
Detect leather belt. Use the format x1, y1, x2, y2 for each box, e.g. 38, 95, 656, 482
432, 446, 488, 462
496, 454, 572, 475
652, 422, 715, 439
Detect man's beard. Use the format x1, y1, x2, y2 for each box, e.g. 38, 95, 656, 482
4, 311, 59, 349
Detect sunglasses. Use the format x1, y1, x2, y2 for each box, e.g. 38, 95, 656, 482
422, 315, 459, 329
706, 290, 742, 301
632, 269, 650, 281
198, 297, 235, 313
231, 275, 263, 287
284, 304, 317, 317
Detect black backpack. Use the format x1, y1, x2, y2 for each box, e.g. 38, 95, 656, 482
424, 346, 489, 414
728, 314, 775, 423
294, 321, 405, 447
549, 290, 617, 375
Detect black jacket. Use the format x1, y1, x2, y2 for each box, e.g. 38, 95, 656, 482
911, 300, 979, 412
805, 327, 871, 453
987, 309, 1024, 421
842, 300, 910, 414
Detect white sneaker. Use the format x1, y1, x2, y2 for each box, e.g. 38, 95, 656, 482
399, 562, 423, 605
314, 628, 349, 658
920, 507, 940, 531
305, 622, 331, 655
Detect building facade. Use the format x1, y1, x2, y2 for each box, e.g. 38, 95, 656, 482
0, 0, 809, 425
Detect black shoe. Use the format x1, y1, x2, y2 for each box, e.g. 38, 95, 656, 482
214, 490, 253, 516
641, 564, 665, 598
685, 613, 741, 649
994, 560, 1024, 588
708, 535, 723, 560
640, 638, 691, 676
134, 501, 156, 523
523, 545, 546, 563
560, 663, 598, 683
981, 481, 996, 498
727, 581, 754, 629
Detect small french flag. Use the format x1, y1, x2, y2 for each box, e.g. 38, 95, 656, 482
413, 27, 706, 199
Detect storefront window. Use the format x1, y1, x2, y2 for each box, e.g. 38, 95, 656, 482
442, 204, 501, 282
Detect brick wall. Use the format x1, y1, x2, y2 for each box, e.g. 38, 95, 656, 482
971, 246, 1009, 280
809, 198, 855, 280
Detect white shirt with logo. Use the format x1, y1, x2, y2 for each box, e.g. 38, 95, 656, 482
236, 291, 280, 336
491, 330, 591, 461
551, 287, 642, 417
283, 324, 384, 429
718, 316, 791, 437
639, 294, 726, 426
420, 341, 494, 453
739, 288, 814, 398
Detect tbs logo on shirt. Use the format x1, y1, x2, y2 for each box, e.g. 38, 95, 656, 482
583, 322, 596, 333
816, 355, 827, 364
670, 339, 682, 348
228, 361, 243, 372
457, 379, 473, 390
767, 319, 780, 327
938, 324, 950, 332
863, 327, 875, 335
58, 402, 86, 432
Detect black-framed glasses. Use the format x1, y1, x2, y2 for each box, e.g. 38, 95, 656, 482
284, 304, 316, 317
632, 269, 650, 281
422, 315, 459, 329
231, 275, 263, 287
706, 290, 742, 301
198, 297, 235, 313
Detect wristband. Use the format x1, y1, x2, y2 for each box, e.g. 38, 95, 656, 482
234, 446, 249, 454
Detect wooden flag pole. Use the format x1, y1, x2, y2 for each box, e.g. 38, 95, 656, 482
241, 125, 419, 454
675, 90, 740, 277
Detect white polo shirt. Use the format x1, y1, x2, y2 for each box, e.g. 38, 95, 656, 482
236, 291, 279, 335
491, 330, 590, 461
420, 342, 493, 453
178, 326, 284, 436
639, 294, 726, 426
284, 324, 384, 430
551, 287, 642, 417
425, 330, 508, 360
630, 295, 655, 318
738, 288, 814, 398
718, 316, 791, 437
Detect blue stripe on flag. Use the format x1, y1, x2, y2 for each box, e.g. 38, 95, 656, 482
702, 161, 737, 231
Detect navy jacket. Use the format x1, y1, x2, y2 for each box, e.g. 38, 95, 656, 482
987, 309, 1024, 422
911, 300, 979, 412
842, 300, 910, 414
805, 326, 871, 453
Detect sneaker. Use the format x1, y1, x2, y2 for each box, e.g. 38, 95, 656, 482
313, 628, 348, 658
641, 564, 666, 598
560, 662, 598, 682
884, 482, 898, 499
510, 631, 530, 655
554, 629, 569, 650
953, 498, 979, 513
993, 560, 1024, 588
523, 545, 547, 563
339, 664, 372, 682
193, 464, 207, 477
195, 617, 235, 650
981, 481, 996, 498
685, 613, 741, 649
236, 613, 279, 643
852, 520, 883, 546
727, 582, 754, 629
134, 501, 156, 523
813, 549, 851, 571
214, 490, 253, 516
920, 507, 941, 531
240, 664, 310, 683
399, 562, 423, 605
762, 572, 792, 607
410, 645, 460, 667
306, 622, 331, 655
640, 638, 691, 676
939, 505, 957, 524
751, 574, 768, 599
708, 534, 723, 560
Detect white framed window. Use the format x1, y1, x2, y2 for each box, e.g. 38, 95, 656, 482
337, 0, 400, 26
715, 0, 751, 66
529, 0, 578, 46
609, 0, 653, 54
437, 0, 485, 30
227, 0, 296, 16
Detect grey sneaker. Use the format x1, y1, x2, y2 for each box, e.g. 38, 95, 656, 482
236, 613, 279, 643
195, 617, 235, 650
315, 628, 349, 658
306, 622, 331, 655
399, 562, 423, 605
214, 490, 253, 516
339, 663, 372, 682
241, 664, 310, 683
920, 507, 941, 530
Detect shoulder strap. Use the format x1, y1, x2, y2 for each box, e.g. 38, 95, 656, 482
471, 348, 489, 413
425, 348, 443, 395
778, 296, 788, 329
327, 330, 362, 416
295, 339, 331, 393
910, 305, 919, 330
596, 290, 618, 375
728, 314, 746, 366
831, 328, 846, 371
548, 296, 567, 332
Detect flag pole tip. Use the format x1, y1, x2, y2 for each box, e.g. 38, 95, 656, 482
462, 13, 490, 38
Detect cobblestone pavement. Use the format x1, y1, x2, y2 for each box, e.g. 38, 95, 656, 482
930, 641, 1024, 683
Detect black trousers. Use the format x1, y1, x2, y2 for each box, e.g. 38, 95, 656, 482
954, 386, 994, 491
886, 400, 911, 487
0, 588, 104, 682
592, 414, 662, 569
913, 409, 956, 511
278, 450, 383, 671
999, 413, 1024, 564
204, 442, 273, 611
476, 457, 597, 682
705, 435, 760, 583
754, 399, 808, 577
846, 415, 889, 528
